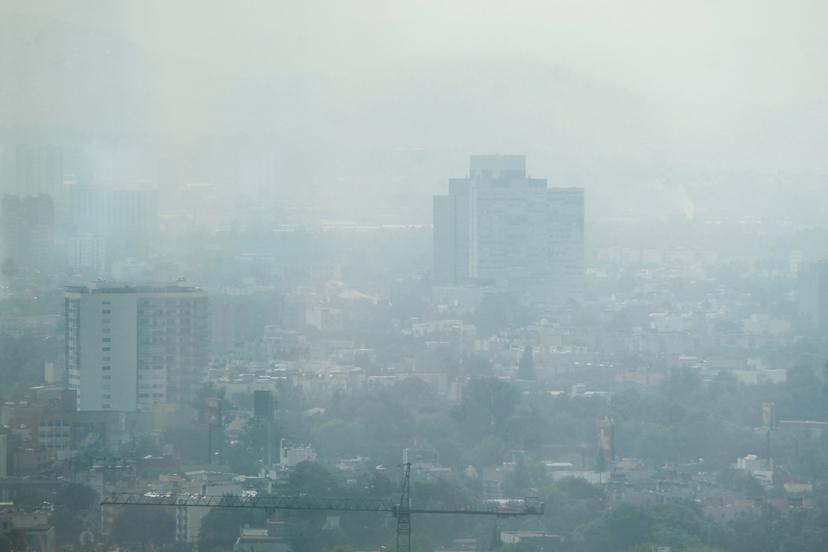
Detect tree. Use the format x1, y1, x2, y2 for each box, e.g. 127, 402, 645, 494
605, 504, 654, 550
452, 379, 519, 442
517, 346, 535, 380
53, 483, 99, 545
463, 354, 493, 377
0, 334, 62, 402
199, 499, 265, 552
717, 468, 764, 497
112, 506, 175, 547
471, 294, 536, 337
287, 462, 339, 496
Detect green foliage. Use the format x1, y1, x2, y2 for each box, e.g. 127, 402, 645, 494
164, 424, 209, 463
199, 499, 266, 552
0, 334, 62, 401
199, 340, 828, 552
288, 462, 339, 496
717, 468, 764, 496
384, 534, 434, 552
289, 525, 340, 552
571, 502, 710, 552
452, 378, 519, 441
112, 506, 175, 547
715, 501, 828, 552
53, 483, 99, 545
471, 294, 537, 338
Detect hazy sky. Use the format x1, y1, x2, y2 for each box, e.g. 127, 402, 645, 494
3, 0, 828, 197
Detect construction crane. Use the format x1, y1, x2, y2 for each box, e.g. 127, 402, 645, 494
102, 463, 544, 551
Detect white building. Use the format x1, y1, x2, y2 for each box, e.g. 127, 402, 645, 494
279, 438, 317, 467
433, 155, 584, 302
65, 283, 209, 411
736, 454, 773, 487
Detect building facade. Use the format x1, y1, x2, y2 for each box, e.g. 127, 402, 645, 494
67, 235, 106, 275
0, 194, 55, 274
66, 185, 159, 259
65, 283, 209, 412
433, 155, 584, 301
798, 259, 828, 331
7, 144, 63, 198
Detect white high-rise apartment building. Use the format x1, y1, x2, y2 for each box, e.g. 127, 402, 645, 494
66, 283, 209, 411
434, 155, 584, 301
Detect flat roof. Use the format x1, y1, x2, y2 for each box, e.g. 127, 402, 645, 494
66, 282, 204, 294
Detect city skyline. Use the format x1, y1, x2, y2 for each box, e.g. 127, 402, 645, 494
2, 3, 828, 552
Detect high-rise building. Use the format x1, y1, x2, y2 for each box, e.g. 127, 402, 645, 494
433, 155, 584, 301
65, 283, 209, 412
0, 194, 55, 274
10, 144, 63, 198
597, 417, 615, 465
798, 259, 828, 330
67, 235, 107, 275
66, 184, 159, 258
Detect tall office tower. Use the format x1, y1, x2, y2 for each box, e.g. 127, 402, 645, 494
66, 283, 209, 412
66, 184, 159, 258
0, 194, 55, 274
67, 234, 107, 275
798, 259, 828, 330
66, 184, 109, 235
433, 179, 472, 285
433, 155, 584, 301
108, 188, 159, 245
11, 144, 63, 197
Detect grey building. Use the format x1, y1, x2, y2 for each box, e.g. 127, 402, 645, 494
433, 155, 584, 301
65, 184, 159, 258
8, 144, 63, 198
798, 259, 828, 330
0, 194, 55, 274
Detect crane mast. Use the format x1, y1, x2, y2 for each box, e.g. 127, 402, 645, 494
396, 462, 412, 552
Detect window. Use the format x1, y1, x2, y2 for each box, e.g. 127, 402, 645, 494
102, 347, 111, 352
102, 356, 111, 361
102, 366, 111, 370
102, 404, 111, 409
102, 337, 111, 342
102, 309, 111, 314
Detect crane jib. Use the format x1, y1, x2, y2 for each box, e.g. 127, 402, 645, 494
101, 465, 543, 549
101, 493, 543, 516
